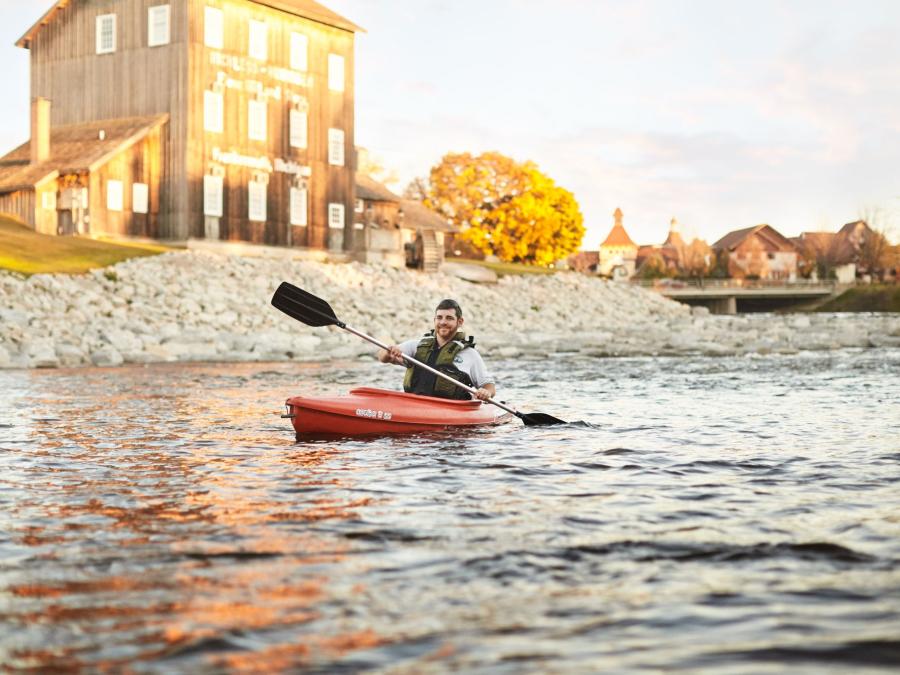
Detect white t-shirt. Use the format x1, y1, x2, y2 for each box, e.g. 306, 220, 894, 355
397, 338, 494, 389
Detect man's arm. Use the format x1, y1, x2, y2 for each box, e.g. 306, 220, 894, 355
378, 342, 409, 365
465, 351, 496, 401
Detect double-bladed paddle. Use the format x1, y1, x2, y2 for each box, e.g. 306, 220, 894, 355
271, 281, 566, 426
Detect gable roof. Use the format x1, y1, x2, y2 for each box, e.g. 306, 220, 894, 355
356, 173, 401, 203
713, 224, 795, 252
17, 0, 363, 48
0, 114, 168, 193
601, 223, 637, 248
400, 199, 457, 233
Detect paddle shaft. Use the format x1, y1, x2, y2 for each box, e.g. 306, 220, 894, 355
340, 324, 521, 419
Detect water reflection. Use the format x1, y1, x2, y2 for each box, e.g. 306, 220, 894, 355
1, 352, 898, 671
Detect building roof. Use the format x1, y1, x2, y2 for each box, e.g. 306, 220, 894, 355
662, 217, 684, 248
712, 224, 796, 253
793, 231, 856, 266
17, 0, 363, 48
400, 199, 457, 233
251, 0, 364, 32
0, 115, 168, 193
355, 173, 401, 203
600, 207, 638, 249
601, 223, 638, 248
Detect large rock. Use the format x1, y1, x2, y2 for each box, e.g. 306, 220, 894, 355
441, 262, 499, 284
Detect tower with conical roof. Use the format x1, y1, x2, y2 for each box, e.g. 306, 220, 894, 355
598, 207, 638, 278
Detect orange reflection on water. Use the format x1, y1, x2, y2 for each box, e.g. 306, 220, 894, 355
10, 363, 391, 670
214, 629, 385, 673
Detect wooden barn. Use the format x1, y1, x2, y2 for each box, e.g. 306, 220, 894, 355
0, 0, 362, 252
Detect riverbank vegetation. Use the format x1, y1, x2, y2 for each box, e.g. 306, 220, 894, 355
0, 215, 170, 275
417, 151, 585, 266
816, 284, 900, 312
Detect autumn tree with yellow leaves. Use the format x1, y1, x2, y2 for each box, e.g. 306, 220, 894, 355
424, 152, 585, 266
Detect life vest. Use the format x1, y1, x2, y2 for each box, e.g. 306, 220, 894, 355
403, 330, 477, 400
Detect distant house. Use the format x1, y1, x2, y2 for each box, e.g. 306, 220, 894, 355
791, 231, 855, 282
567, 250, 600, 273
0, 111, 168, 237
0, 0, 363, 251
793, 220, 889, 282
712, 224, 797, 280
353, 173, 456, 271
598, 207, 638, 278
636, 217, 685, 275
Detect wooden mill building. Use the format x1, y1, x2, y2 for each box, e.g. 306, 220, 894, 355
0, 0, 362, 252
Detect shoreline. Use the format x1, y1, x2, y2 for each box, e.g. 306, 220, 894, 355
2, 250, 899, 370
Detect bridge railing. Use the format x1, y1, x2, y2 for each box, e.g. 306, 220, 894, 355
630, 278, 838, 291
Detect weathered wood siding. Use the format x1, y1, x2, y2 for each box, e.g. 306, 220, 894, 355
89, 123, 166, 238
187, 0, 355, 248
0, 192, 37, 229
28, 0, 189, 238
23, 0, 356, 248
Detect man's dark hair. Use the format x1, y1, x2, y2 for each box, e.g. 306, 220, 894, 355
435, 299, 462, 318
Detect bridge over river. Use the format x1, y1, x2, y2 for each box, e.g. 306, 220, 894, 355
633, 279, 841, 314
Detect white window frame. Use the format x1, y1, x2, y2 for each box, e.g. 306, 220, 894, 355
42, 191, 57, 211
289, 109, 307, 149
107, 180, 123, 212
204, 6, 224, 49
96, 14, 116, 54
248, 99, 267, 141
328, 53, 345, 92
204, 175, 223, 217
328, 128, 345, 166
355, 198, 364, 214
290, 187, 308, 226
290, 32, 308, 71
133, 183, 149, 214
328, 203, 345, 229
148, 5, 171, 47
204, 90, 223, 133
248, 181, 267, 222
248, 19, 267, 61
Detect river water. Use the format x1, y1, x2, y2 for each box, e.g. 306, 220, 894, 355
1, 348, 899, 672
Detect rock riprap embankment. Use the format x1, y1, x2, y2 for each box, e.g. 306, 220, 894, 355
1, 251, 899, 369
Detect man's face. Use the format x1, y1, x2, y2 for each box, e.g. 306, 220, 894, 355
433, 308, 463, 342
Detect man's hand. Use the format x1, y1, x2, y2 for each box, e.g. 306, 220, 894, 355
474, 384, 496, 401
378, 345, 405, 365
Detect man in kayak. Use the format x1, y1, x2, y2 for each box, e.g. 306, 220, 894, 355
378, 299, 496, 401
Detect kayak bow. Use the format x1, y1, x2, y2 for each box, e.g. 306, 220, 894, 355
284, 387, 511, 437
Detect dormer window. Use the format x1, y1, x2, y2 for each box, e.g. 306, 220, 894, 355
96, 14, 116, 54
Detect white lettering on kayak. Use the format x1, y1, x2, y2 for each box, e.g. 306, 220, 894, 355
355, 408, 392, 421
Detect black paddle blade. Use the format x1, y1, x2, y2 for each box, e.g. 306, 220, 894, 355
518, 411, 567, 426
271, 282, 342, 328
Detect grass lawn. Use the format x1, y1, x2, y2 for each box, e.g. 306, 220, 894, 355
0, 215, 172, 275
816, 284, 900, 312
446, 257, 559, 277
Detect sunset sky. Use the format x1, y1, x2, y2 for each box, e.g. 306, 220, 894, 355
2, 0, 898, 247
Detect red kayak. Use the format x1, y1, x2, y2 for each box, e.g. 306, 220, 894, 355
284, 387, 511, 437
